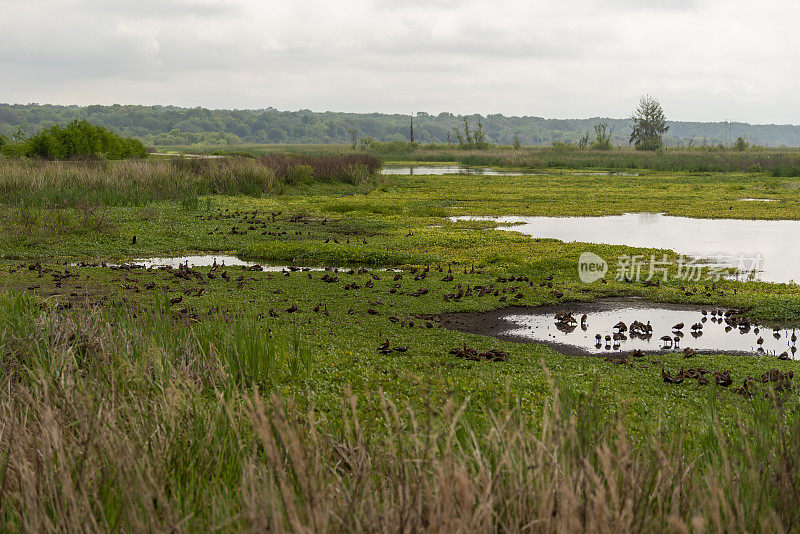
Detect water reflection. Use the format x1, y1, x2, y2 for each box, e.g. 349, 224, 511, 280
381, 165, 524, 176
502, 301, 798, 357
452, 213, 800, 284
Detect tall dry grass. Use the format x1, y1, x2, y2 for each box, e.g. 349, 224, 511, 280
0, 154, 382, 208
1, 291, 800, 532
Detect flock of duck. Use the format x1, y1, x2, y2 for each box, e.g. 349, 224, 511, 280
554, 308, 798, 359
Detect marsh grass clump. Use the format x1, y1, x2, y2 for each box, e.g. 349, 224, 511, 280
258, 153, 382, 183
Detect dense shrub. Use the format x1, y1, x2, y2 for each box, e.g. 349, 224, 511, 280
257, 154, 382, 183
285, 164, 315, 184
2, 119, 147, 160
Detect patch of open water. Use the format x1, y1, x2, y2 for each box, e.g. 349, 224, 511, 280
381, 165, 639, 176
381, 165, 524, 176
451, 212, 800, 284
440, 299, 798, 358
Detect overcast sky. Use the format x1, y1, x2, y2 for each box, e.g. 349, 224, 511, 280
2, 0, 798, 124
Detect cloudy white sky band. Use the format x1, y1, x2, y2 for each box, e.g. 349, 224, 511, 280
2, 0, 799, 123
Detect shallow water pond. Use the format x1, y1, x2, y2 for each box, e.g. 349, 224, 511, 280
381, 165, 638, 176
381, 165, 525, 176
92, 255, 318, 271
452, 212, 800, 284
129, 255, 258, 268
440, 299, 798, 357
88, 255, 394, 272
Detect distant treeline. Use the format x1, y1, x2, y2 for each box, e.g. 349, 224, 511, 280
3, 103, 800, 147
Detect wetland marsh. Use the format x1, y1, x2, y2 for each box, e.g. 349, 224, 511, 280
4, 156, 800, 530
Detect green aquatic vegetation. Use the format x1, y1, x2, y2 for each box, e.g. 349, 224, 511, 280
2, 160, 800, 529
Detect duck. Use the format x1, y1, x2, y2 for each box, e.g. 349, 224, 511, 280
673, 322, 684, 331
713, 370, 733, 387
662, 368, 684, 384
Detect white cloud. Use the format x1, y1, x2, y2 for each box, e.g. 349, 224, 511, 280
1, 0, 799, 123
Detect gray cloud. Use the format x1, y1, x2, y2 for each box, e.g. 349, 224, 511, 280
1, 0, 799, 123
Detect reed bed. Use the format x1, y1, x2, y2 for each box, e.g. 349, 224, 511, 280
0, 154, 382, 207
1, 291, 799, 532
388, 147, 800, 175
257, 154, 382, 184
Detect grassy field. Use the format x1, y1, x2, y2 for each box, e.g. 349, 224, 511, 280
2, 156, 800, 530
380, 146, 800, 175
159, 142, 800, 175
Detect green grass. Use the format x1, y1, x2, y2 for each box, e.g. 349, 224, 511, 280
377, 145, 800, 175
3, 158, 800, 530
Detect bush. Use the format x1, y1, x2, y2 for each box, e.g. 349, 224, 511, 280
2, 119, 147, 160
285, 164, 314, 185
772, 164, 800, 177
257, 154, 382, 183
342, 163, 370, 184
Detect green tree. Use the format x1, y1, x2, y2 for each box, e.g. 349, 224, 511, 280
734, 136, 749, 151
591, 122, 613, 150
629, 95, 669, 151
473, 122, 489, 149
512, 135, 521, 150
462, 118, 474, 148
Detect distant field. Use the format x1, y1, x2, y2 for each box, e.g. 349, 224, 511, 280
157, 143, 800, 175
